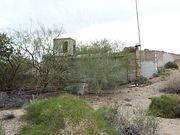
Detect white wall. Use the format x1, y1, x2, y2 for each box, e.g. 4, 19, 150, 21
141, 61, 157, 78
141, 52, 176, 78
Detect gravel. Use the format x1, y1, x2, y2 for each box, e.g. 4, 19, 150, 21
0, 109, 24, 135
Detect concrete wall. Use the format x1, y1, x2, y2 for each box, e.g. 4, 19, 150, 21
53, 38, 180, 82
157, 52, 174, 68
141, 61, 157, 79
140, 50, 180, 78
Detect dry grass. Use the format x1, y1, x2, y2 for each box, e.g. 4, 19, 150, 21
160, 77, 180, 94
105, 103, 159, 135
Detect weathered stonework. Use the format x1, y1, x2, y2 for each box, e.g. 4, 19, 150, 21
53, 38, 76, 56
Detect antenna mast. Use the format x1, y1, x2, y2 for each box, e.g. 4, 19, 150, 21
134, 0, 141, 81
135, 0, 141, 45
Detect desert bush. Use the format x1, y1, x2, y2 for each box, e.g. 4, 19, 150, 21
67, 40, 127, 94
0, 61, 8, 90
160, 77, 180, 94
12, 25, 68, 93
105, 103, 159, 135
0, 33, 23, 91
149, 94, 180, 118
19, 94, 120, 135
164, 61, 178, 69
69, 57, 126, 94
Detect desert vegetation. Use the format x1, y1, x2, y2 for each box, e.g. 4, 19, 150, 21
1, 26, 180, 135
154, 68, 170, 78
0, 28, 132, 97
106, 103, 159, 135
18, 94, 120, 135
160, 76, 180, 94
0, 27, 135, 134
164, 61, 178, 69
149, 94, 180, 118
18, 94, 161, 135
66, 40, 128, 94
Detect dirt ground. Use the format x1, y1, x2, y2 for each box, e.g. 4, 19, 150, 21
0, 69, 180, 135
0, 109, 24, 135
83, 69, 180, 135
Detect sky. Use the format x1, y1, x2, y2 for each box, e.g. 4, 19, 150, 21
0, 0, 180, 53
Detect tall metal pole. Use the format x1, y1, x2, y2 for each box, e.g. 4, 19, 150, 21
135, 0, 141, 45
134, 0, 141, 82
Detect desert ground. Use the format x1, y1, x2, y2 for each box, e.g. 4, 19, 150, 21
1, 70, 180, 135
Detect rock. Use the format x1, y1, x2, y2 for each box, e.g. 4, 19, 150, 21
0, 89, 27, 108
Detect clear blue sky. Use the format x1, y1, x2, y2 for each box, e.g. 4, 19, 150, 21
0, 0, 180, 53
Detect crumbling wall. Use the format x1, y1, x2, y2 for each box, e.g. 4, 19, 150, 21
140, 50, 180, 78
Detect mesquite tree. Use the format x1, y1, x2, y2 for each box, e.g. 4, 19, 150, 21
0, 33, 23, 91
13, 25, 65, 92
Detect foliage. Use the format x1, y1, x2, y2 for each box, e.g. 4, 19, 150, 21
121, 47, 135, 70
1, 28, 130, 94
76, 39, 113, 55
164, 61, 178, 69
67, 40, 127, 94
160, 77, 180, 94
149, 94, 180, 118
0, 33, 12, 90
0, 33, 13, 61
19, 94, 120, 135
1, 31, 130, 94
139, 76, 149, 84
12, 25, 68, 92
156, 68, 170, 77
0, 33, 24, 91
106, 103, 159, 135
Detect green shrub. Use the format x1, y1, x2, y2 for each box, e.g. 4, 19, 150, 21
67, 41, 128, 94
88, 107, 120, 135
149, 94, 180, 118
164, 61, 178, 69
69, 57, 126, 94
156, 68, 170, 77
19, 94, 120, 135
